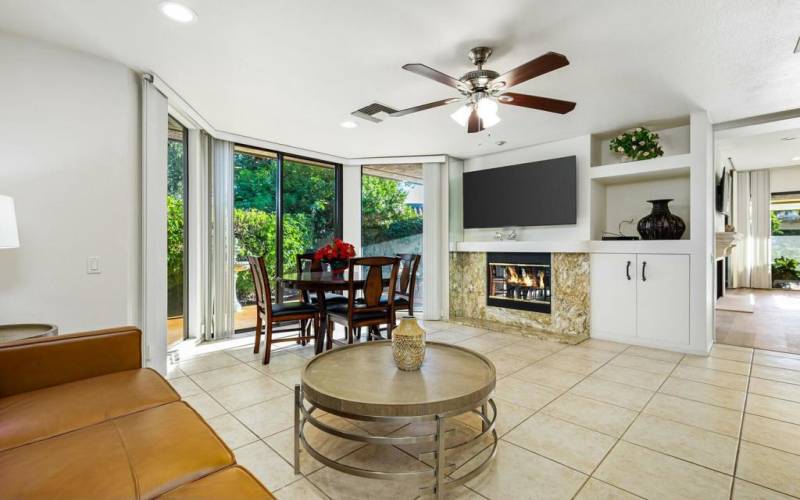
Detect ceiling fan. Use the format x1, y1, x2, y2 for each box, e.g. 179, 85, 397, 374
390, 47, 576, 133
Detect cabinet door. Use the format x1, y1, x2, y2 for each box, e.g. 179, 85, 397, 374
636, 254, 690, 345
591, 253, 637, 339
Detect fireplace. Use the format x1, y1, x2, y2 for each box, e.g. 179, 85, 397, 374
486, 252, 551, 314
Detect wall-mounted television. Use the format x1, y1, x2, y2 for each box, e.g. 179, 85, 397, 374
463, 155, 577, 229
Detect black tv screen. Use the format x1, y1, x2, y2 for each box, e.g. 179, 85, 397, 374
463, 156, 577, 228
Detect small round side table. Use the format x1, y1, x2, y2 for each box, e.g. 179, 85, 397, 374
0, 323, 58, 344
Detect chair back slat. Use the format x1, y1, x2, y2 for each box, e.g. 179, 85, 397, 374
345, 257, 400, 315
247, 256, 272, 316
362, 265, 384, 306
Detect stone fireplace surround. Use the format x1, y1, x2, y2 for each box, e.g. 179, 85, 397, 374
449, 251, 590, 344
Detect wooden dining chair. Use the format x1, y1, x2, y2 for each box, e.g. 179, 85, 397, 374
327, 256, 400, 345
391, 253, 421, 323
295, 252, 348, 305
247, 256, 319, 364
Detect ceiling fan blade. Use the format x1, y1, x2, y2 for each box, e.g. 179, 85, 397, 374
491, 52, 570, 89
499, 92, 576, 114
402, 63, 466, 91
467, 108, 483, 134
390, 98, 461, 117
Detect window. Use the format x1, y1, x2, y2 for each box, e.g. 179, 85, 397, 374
167, 116, 188, 346
771, 191, 800, 290
361, 165, 423, 311
233, 146, 278, 331
282, 156, 338, 300
232, 146, 342, 331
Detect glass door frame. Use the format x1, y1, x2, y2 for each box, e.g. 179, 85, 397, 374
233, 144, 343, 331
168, 115, 190, 342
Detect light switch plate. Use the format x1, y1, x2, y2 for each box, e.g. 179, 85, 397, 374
87, 256, 101, 274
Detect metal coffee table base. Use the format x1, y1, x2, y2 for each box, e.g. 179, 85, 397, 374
294, 385, 498, 499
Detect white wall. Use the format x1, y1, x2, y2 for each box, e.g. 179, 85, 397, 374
0, 33, 141, 333
461, 135, 591, 242
771, 165, 800, 192
341, 165, 362, 253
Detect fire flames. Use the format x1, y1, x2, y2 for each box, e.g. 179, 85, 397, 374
505, 266, 546, 288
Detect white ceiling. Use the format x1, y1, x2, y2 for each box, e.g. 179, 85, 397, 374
1, 0, 800, 159
718, 127, 800, 170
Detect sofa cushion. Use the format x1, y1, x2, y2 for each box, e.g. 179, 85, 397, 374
158, 466, 274, 499
0, 401, 234, 499
0, 368, 179, 452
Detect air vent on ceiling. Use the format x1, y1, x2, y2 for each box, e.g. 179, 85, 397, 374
351, 102, 398, 123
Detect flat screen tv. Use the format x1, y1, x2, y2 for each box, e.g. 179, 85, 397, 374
463, 155, 577, 228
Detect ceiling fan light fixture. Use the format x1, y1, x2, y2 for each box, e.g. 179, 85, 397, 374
476, 96, 498, 120
481, 112, 501, 128
451, 104, 472, 127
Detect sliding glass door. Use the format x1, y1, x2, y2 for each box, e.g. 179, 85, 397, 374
361, 165, 424, 311
167, 116, 188, 346
233, 146, 278, 331
232, 146, 341, 331
282, 156, 338, 301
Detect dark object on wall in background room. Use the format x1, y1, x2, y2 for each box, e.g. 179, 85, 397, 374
463, 156, 577, 228
637, 199, 686, 240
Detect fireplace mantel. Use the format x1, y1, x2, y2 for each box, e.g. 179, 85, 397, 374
452, 240, 590, 253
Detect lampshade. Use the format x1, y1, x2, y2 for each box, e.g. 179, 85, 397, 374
0, 195, 20, 249
450, 104, 472, 127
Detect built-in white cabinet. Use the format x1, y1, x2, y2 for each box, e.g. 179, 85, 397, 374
591, 253, 690, 347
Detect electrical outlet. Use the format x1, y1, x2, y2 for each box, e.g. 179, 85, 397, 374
87, 256, 101, 274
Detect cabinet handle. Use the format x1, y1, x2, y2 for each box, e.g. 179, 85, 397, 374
626, 261, 631, 280
642, 261, 647, 282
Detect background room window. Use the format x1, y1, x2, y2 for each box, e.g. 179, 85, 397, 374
167, 116, 188, 346
233, 146, 278, 331
361, 164, 424, 311
771, 190, 800, 290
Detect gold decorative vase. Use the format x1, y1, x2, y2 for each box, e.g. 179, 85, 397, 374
392, 317, 426, 371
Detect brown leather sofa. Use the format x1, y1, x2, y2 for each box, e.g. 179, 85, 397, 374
0, 326, 275, 499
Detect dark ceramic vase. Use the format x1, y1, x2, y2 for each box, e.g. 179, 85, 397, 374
637, 199, 686, 240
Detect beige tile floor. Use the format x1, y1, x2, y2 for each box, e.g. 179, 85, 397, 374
167, 323, 800, 499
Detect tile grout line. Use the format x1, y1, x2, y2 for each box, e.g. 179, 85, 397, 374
729, 348, 755, 500
577, 350, 692, 498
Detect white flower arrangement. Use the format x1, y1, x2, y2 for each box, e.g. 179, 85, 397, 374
609, 127, 664, 161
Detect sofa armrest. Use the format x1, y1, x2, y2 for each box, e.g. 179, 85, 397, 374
0, 326, 142, 397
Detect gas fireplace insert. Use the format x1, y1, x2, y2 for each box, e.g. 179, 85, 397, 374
486, 252, 551, 313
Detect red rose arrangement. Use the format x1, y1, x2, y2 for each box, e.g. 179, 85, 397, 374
314, 239, 356, 273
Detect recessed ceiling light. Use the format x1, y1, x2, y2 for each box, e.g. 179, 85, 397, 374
340, 121, 357, 129
792, 156, 800, 161
159, 2, 197, 23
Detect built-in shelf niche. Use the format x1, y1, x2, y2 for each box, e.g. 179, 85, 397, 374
590, 173, 691, 241
589, 118, 692, 242
590, 117, 690, 168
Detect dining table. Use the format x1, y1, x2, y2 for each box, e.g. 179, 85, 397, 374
277, 269, 391, 354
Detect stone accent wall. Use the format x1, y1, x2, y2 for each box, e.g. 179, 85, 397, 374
449, 252, 590, 344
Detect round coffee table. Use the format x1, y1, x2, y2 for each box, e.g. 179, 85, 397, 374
294, 341, 498, 498
0, 323, 58, 344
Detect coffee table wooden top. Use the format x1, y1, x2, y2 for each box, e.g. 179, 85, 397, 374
301, 341, 496, 418
0, 323, 58, 344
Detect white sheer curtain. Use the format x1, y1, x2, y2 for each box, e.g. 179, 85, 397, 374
207, 138, 236, 340
732, 169, 771, 289
750, 170, 772, 288
141, 77, 168, 373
